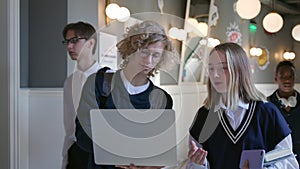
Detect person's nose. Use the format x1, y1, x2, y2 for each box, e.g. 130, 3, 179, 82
144, 55, 153, 64
67, 42, 73, 49
213, 69, 220, 78
282, 76, 293, 82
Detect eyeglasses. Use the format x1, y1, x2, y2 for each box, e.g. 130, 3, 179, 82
139, 48, 163, 61
62, 37, 87, 45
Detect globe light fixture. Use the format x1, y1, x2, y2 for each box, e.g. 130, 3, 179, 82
105, 3, 130, 22
117, 7, 130, 22
292, 24, 300, 41
186, 18, 198, 33
262, 12, 283, 33
168, 27, 187, 41
197, 22, 208, 37
236, 0, 261, 20
250, 47, 263, 57
105, 3, 120, 19
283, 51, 296, 61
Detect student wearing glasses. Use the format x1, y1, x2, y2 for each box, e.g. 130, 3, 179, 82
61, 21, 101, 169
187, 43, 299, 169
73, 20, 179, 169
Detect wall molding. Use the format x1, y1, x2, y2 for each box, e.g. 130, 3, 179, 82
10, 0, 21, 168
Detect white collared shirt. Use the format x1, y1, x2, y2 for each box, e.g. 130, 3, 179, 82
120, 70, 150, 95
215, 101, 249, 130
62, 61, 101, 169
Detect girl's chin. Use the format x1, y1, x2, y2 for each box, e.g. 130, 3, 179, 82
214, 87, 227, 93
142, 70, 151, 74
142, 68, 153, 73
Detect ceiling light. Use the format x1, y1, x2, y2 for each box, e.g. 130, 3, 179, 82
197, 22, 208, 37
236, 0, 261, 20
262, 12, 283, 33
105, 3, 120, 20
283, 51, 295, 61
105, 3, 130, 22
292, 24, 300, 41
250, 47, 262, 57
117, 7, 130, 22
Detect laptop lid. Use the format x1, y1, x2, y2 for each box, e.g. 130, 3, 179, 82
90, 109, 177, 166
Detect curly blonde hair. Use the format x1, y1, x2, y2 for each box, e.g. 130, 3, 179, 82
117, 20, 179, 77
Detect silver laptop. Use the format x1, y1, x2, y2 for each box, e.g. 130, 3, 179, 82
90, 109, 178, 166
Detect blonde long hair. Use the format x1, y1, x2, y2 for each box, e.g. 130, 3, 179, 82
204, 43, 266, 110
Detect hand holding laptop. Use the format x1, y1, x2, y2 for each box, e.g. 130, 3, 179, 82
116, 164, 163, 169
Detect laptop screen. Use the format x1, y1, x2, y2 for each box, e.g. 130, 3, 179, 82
90, 109, 178, 166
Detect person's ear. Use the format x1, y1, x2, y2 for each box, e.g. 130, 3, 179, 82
87, 39, 95, 50
274, 73, 278, 83
90, 39, 96, 49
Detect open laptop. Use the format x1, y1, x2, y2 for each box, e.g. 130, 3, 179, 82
90, 109, 178, 166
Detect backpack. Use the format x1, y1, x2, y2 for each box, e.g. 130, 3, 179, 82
95, 67, 114, 109
75, 67, 113, 153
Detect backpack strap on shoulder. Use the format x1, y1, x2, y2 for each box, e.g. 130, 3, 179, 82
95, 67, 113, 108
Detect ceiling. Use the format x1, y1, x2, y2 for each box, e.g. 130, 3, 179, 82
191, 0, 300, 15
261, 0, 300, 15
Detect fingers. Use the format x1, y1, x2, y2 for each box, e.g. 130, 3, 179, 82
188, 146, 208, 165
116, 165, 129, 169
242, 160, 249, 169
115, 164, 163, 169
138, 166, 164, 169
190, 140, 198, 152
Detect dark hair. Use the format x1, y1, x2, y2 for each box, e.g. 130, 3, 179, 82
275, 61, 296, 74
62, 21, 97, 54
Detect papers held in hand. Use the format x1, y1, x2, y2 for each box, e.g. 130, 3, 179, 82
264, 148, 294, 164
239, 148, 294, 168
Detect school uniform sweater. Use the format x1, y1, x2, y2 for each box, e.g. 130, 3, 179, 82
189, 101, 291, 169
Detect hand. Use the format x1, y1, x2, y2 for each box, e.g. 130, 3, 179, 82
242, 160, 249, 169
116, 164, 163, 169
188, 140, 207, 165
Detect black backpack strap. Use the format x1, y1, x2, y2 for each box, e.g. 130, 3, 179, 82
95, 67, 113, 108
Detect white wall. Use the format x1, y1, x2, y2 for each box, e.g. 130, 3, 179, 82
20, 89, 64, 169
20, 83, 299, 169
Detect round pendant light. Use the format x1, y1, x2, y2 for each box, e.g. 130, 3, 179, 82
236, 0, 261, 20
117, 7, 130, 22
105, 3, 120, 19
262, 12, 283, 33
283, 51, 295, 60
292, 24, 300, 41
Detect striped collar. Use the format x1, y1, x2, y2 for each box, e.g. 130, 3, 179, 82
217, 101, 256, 144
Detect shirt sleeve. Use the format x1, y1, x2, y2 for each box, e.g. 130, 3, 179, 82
62, 77, 76, 169
265, 134, 299, 169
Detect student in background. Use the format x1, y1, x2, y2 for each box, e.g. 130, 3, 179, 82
187, 43, 299, 169
72, 20, 179, 169
61, 21, 101, 169
268, 60, 300, 164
